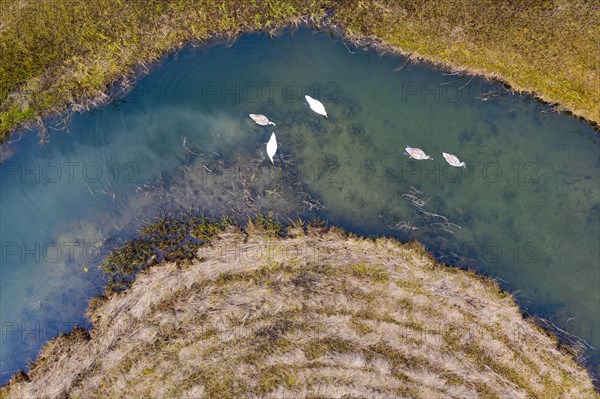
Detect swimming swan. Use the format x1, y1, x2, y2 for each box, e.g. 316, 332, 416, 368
405, 146, 433, 160
249, 114, 276, 126
266, 132, 277, 163
305, 95, 327, 118
442, 152, 466, 168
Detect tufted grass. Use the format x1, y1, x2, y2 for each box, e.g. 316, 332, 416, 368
1, 224, 598, 397
1, 0, 598, 143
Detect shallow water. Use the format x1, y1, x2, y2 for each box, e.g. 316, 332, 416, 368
0, 29, 598, 383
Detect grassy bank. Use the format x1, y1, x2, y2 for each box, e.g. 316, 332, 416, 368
1, 1, 598, 143
1, 220, 598, 398
334, 0, 600, 125
0, 0, 332, 141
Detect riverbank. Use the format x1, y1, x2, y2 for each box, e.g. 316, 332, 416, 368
1, 1, 598, 143
1, 221, 597, 398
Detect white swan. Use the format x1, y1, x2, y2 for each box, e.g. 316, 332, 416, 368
266, 132, 277, 164
405, 146, 432, 160
305, 95, 327, 118
249, 114, 276, 126
442, 152, 466, 168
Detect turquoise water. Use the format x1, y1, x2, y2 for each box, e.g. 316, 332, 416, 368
0, 29, 598, 383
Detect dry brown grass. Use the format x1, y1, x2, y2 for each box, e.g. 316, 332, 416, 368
1, 225, 597, 398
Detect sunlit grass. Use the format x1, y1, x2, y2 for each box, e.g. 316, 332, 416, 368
1, 0, 598, 143
2, 224, 597, 397
0, 0, 333, 142
334, 0, 600, 125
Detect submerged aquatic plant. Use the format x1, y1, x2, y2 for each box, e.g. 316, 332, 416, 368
101, 214, 234, 292
247, 214, 285, 236
101, 238, 154, 292
100, 214, 289, 292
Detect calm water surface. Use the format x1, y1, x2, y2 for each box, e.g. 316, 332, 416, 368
1, 29, 598, 382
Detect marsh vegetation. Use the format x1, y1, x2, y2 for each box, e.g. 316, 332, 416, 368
1, 0, 598, 142
1, 225, 597, 398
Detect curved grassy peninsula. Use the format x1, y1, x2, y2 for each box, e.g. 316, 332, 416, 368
1, 0, 599, 142
1, 1, 598, 397
1, 222, 597, 398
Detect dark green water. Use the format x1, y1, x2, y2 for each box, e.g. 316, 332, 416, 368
1, 29, 598, 383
